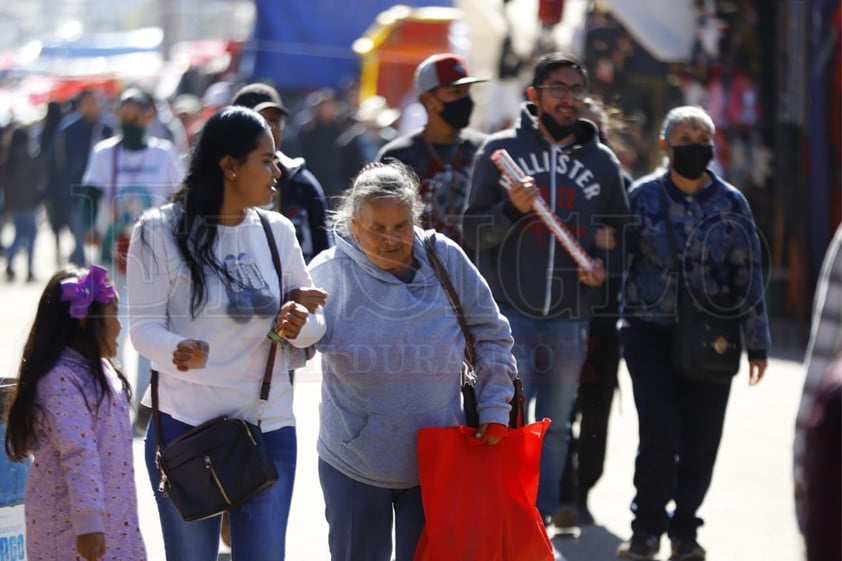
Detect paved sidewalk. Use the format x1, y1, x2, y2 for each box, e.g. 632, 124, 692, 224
134, 355, 807, 561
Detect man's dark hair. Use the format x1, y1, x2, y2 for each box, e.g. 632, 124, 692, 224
76, 88, 96, 102
531, 52, 589, 88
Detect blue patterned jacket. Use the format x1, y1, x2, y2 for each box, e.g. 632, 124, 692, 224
622, 169, 771, 360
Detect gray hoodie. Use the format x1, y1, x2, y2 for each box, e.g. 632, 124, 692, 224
308, 228, 516, 488
463, 102, 630, 319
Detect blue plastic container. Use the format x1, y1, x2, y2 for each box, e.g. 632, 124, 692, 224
0, 380, 29, 508
0, 379, 29, 560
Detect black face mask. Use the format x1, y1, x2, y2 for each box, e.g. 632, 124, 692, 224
671, 143, 713, 179
439, 96, 474, 130
540, 112, 577, 142
120, 123, 147, 151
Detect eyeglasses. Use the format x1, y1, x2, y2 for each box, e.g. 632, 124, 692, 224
535, 83, 588, 100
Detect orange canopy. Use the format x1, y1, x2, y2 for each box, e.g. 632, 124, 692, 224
353, 6, 461, 108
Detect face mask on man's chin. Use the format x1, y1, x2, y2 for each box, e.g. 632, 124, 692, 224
539, 112, 577, 142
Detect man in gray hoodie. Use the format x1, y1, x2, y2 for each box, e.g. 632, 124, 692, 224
463, 52, 630, 529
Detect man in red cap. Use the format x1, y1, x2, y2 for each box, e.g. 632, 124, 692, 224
377, 53, 487, 253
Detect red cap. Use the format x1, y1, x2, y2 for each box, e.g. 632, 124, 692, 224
414, 53, 487, 95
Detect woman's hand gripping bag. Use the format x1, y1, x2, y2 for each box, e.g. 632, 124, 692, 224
413, 419, 553, 561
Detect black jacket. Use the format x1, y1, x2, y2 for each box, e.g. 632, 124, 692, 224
274, 151, 330, 262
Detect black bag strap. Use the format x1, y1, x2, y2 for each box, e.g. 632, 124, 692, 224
152, 209, 283, 450
423, 234, 526, 428
423, 234, 476, 369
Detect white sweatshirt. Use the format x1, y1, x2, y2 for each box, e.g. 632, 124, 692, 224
127, 204, 324, 430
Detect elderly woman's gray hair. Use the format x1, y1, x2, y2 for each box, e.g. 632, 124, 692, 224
660, 105, 716, 142
330, 161, 424, 238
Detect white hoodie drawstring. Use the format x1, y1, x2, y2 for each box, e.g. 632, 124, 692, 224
542, 145, 560, 316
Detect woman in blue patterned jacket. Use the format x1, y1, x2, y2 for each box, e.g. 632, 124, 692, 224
618, 105, 771, 561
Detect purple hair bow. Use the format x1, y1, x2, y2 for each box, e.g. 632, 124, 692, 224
60, 265, 117, 319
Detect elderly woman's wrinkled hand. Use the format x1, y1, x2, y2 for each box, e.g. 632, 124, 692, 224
274, 301, 310, 340
287, 287, 329, 313
474, 423, 508, 446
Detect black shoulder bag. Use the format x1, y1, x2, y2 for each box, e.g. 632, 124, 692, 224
660, 185, 742, 383
152, 211, 284, 521
423, 234, 525, 428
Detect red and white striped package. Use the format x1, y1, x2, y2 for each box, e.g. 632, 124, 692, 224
491, 148, 596, 273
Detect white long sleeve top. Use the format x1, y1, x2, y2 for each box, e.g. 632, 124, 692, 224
127, 204, 324, 430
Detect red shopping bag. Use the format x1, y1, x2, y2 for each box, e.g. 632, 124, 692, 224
414, 419, 553, 561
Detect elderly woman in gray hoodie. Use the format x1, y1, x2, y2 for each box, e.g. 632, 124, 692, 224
307, 161, 517, 561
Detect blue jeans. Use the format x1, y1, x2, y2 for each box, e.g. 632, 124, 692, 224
318, 458, 424, 561
503, 308, 589, 518
144, 413, 297, 561
6, 209, 37, 274
622, 319, 731, 539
